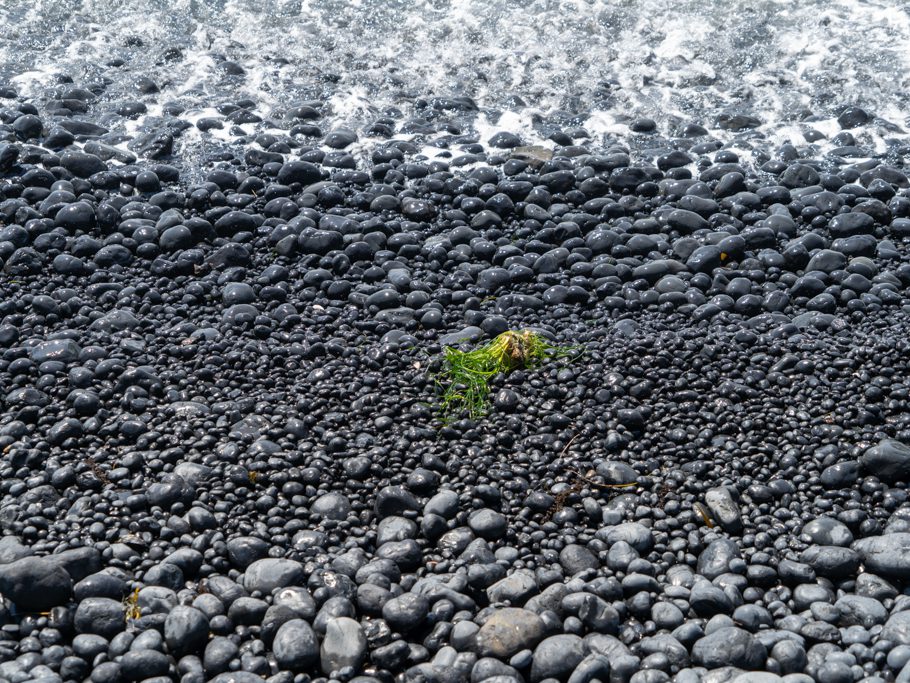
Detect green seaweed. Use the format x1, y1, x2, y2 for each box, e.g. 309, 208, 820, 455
435, 329, 579, 419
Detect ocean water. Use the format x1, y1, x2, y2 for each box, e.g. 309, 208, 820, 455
1, 0, 909, 157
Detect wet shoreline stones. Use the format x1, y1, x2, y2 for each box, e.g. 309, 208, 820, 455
1, 82, 910, 683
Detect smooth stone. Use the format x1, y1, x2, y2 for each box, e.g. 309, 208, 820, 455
691, 627, 766, 669
853, 534, 910, 579
1, 555, 74, 611
530, 634, 587, 683
272, 619, 319, 671
242, 558, 305, 594
704, 487, 743, 534
559, 544, 600, 575
476, 608, 546, 659
697, 539, 741, 581
74, 598, 125, 639
862, 439, 910, 482
164, 605, 209, 655
488, 569, 539, 604
833, 595, 887, 628
320, 616, 367, 675
801, 517, 853, 547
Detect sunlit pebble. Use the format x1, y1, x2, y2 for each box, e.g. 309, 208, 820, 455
0, 85, 909, 683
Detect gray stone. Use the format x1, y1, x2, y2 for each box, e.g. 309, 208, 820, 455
74, 597, 125, 639
120, 649, 170, 680
833, 595, 887, 628
381, 593, 429, 632
820, 462, 859, 488
30, 339, 80, 363
604, 523, 653, 553
468, 509, 508, 540
374, 485, 420, 518
0, 557, 73, 610
226, 536, 269, 570
705, 487, 743, 535
531, 634, 588, 682
800, 545, 859, 578
242, 558, 305, 594
487, 569, 539, 604
164, 605, 210, 655
0, 536, 32, 564
559, 544, 600, 575
321, 616, 366, 675
855, 572, 898, 600
424, 490, 459, 518
476, 608, 546, 658
311, 493, 352, 521
210, 673, 267, 683
639, 634, 689, 670
691, 627, 767, 669
272, 619, 319, 671
377, 516, 418, 545
853, 534, 910, 579
274, 586, 317, 620
801, 517, 853, 547
697, 539, 741, 581
595, 461, 638, 484
861, 439, 910, 482
690, 580, 733, 616
567, 654, 611, 683
204, 636, 239, 675
882, 611, 910, 646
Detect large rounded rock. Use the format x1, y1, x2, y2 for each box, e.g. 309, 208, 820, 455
559, 544, 600, 574
311, 492, 352, 521
704, 487, 743, 534
74, 597, 125, 639
374, 486, 420, 518
164, 605, 210, 655
882, 611, 910, 646
800, 545, 860, 579
861, 439, 910, 482
242, 558, 305, 594
476, 608, 546, 659
801, 517, 854, 547
226, 536, 269, 570
834, 594, 888, 628
277, 160, 321, 185
0, 557, 73, 610
273, 619, 319, 671
697, 539, 741, 580
55, 201, 97, 231
853, 533, 910, 579
530, 634, 587, 682
381, 593, 429, 632
691, 627, 766, 669
60, 151, 106, 177
120, 649, 170, 680
320, 616, 366, 675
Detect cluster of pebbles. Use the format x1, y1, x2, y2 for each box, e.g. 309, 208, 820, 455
1, 80, 910, 683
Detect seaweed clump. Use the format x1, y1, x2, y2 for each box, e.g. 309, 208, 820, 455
436, 329, 578, 419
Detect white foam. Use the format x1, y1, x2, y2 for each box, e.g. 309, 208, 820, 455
2, 0, 910, 157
